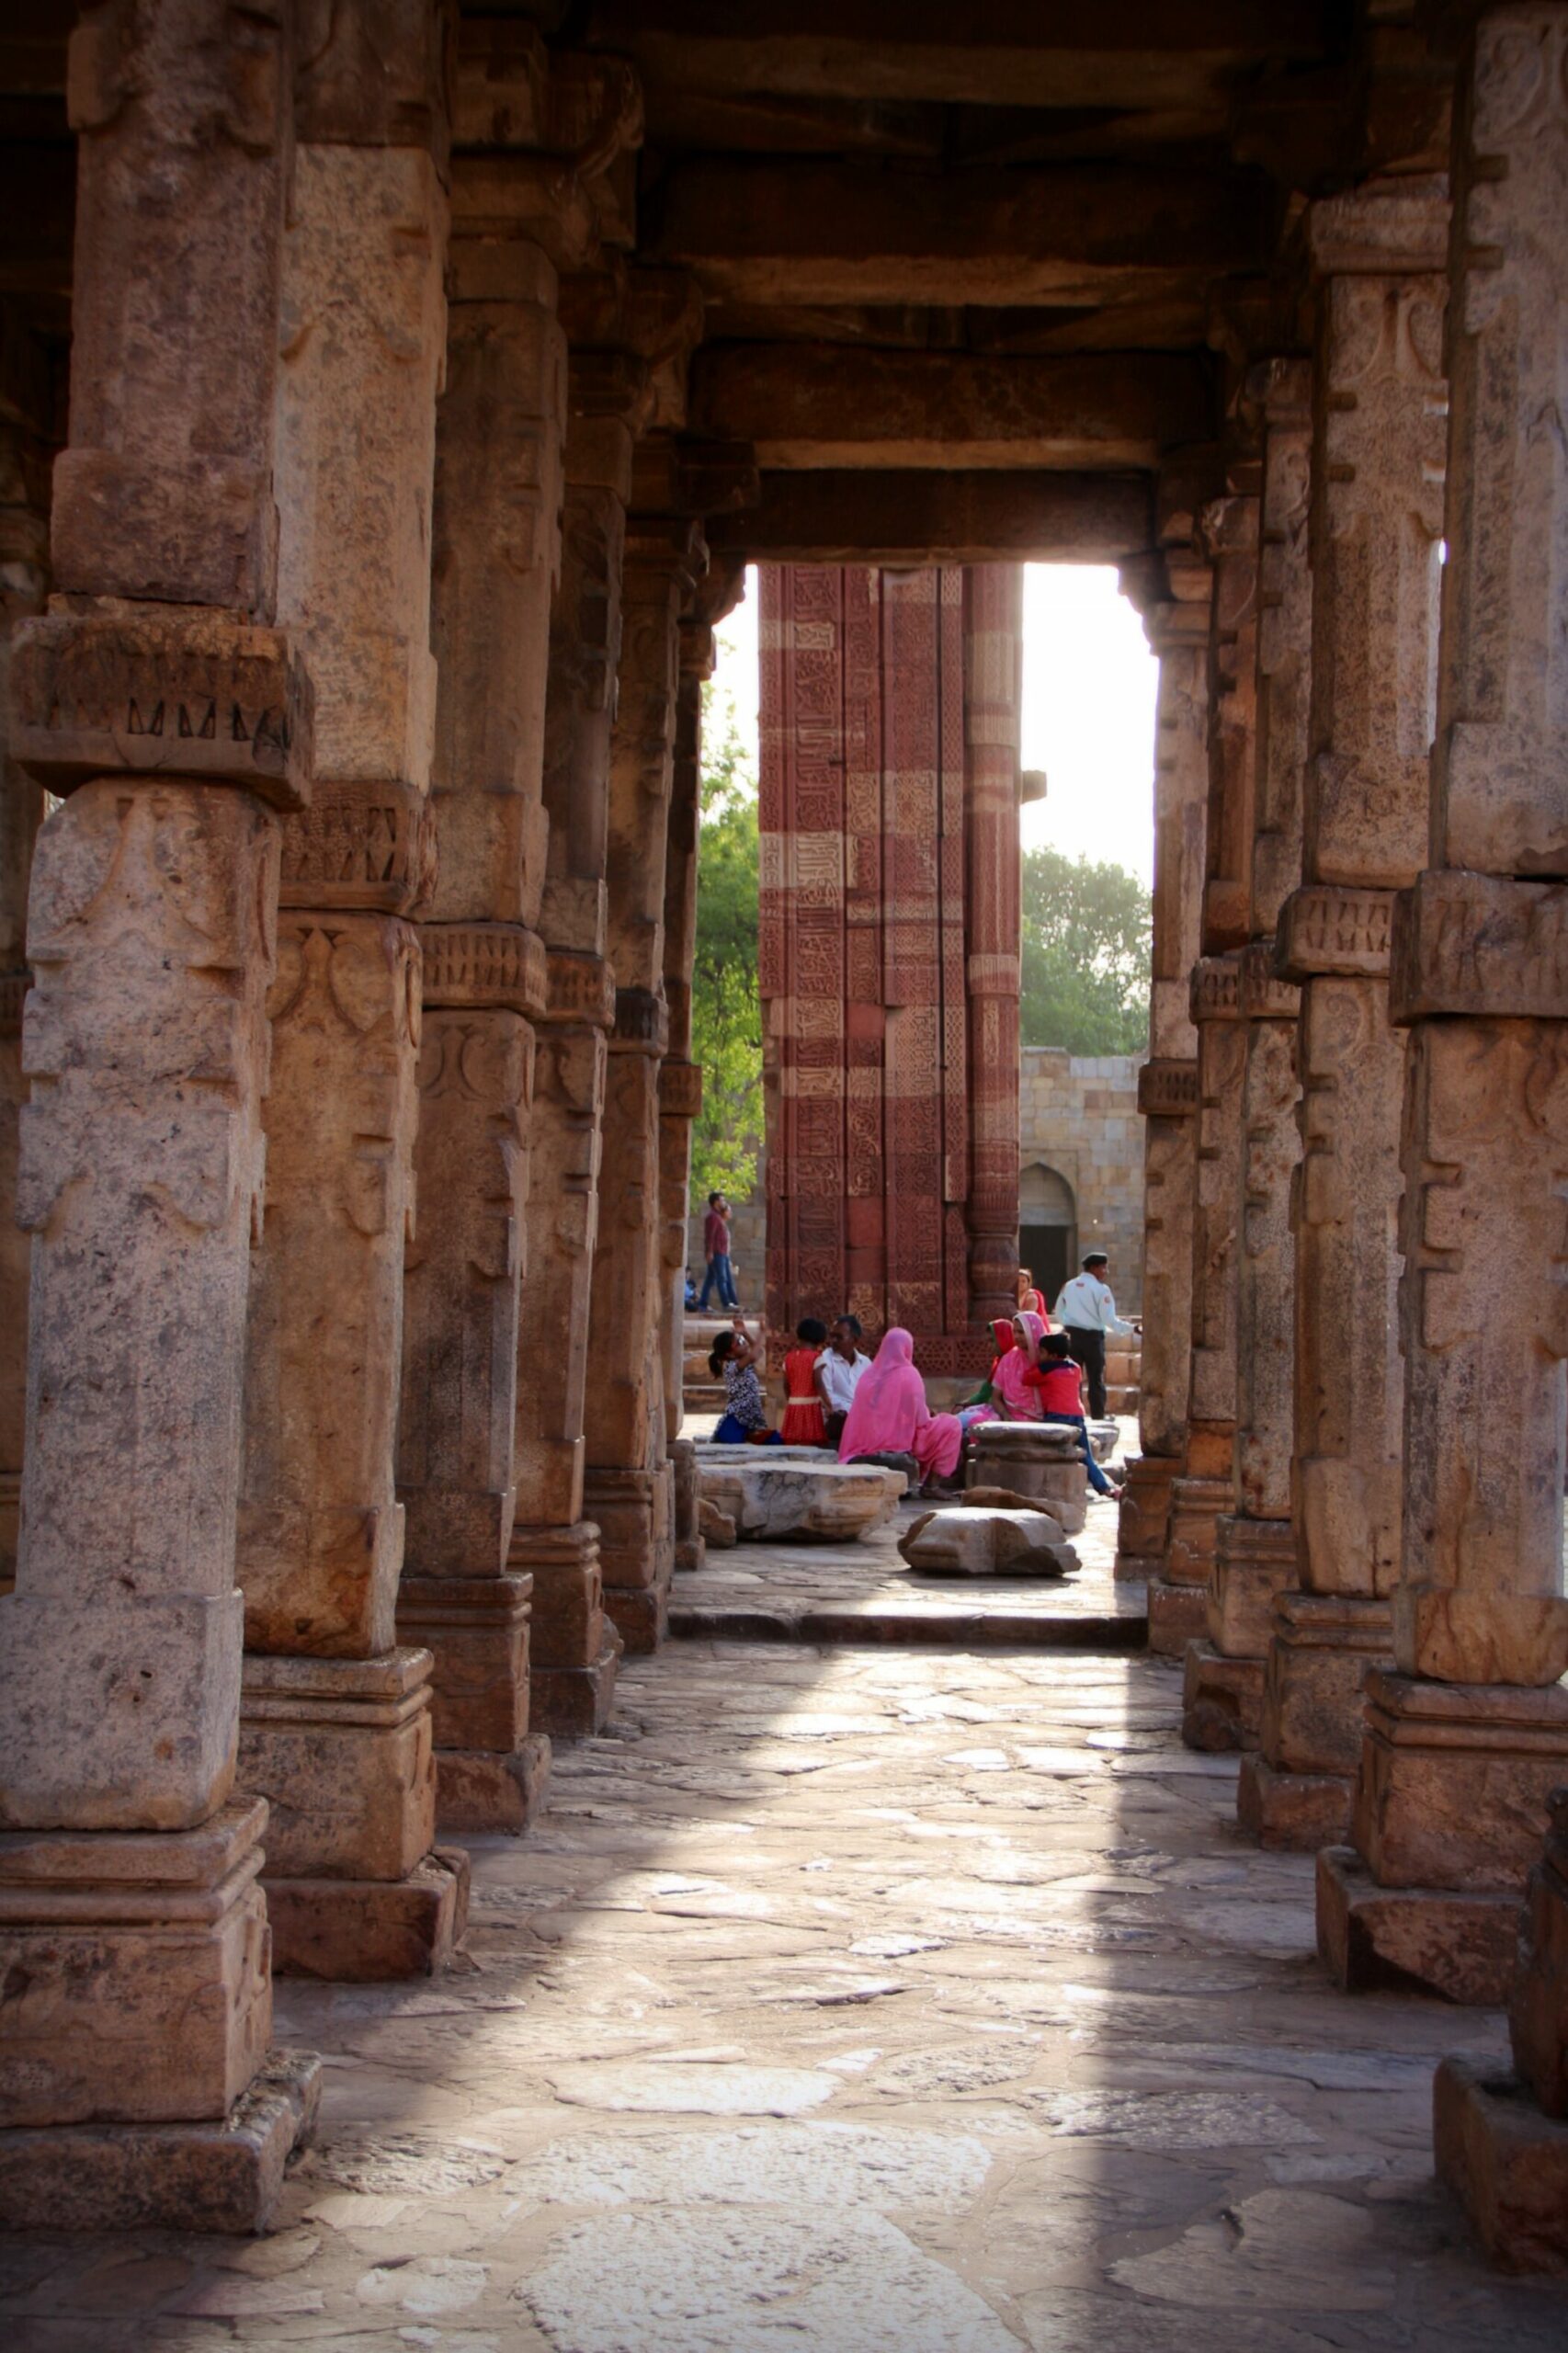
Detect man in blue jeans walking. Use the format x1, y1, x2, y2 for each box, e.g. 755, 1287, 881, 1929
698, 1190, 739, 1310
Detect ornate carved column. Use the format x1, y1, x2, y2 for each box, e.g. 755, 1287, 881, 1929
584, 516, 703, 1653
393, 166, 577, 1832
508, 356, 629, 1736
237, 4, 460, 1978
0, 0, 317, 2228
1117, 507, 1211, 1585
1238, 182, 1449, 1848
0, 317, 50, 1592
1151, 471, 1258, 1655
1319, 7, 1568, 2005
963, 563, 1025, 1328
1185, 362, 1311, 1748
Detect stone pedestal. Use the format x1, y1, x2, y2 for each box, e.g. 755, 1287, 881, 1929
520, 1520, 623, 1738
966, 1424, 1087, 1533
238, 1648, 467, 1975
1149, 1461, 1230, 1655
1237, 1592, 1392, 1847
396, 1576, 551, 1831
1115, 1451, 1176, 1581
588, 1461, 676, 1654
1320, 1673, 1568, 2001
1183, 1513, 1298, 1750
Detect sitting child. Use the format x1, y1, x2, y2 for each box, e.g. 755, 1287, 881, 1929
1024, 1330, 1117, 1498
709, 1324, 782, 1445
781, 1317, 829, 1445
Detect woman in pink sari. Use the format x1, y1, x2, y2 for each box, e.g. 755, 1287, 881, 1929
960, 1309, 1047, 1430
838, 1326, 962, 1494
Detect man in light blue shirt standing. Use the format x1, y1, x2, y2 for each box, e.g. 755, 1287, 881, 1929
1053, 1251, 1133, 1420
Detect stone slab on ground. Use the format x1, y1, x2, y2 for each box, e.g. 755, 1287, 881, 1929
671, 1506, 1140, 1648
697, 1458, 904, 1544
898, 1506, 1079, 1579
4, 1586, 1561, 2349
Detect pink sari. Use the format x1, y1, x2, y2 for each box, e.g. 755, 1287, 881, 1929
964, 1309, 1046, 1427
839, 1326, 962, 1480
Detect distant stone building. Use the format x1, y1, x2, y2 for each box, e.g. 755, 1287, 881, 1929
1018, 1048, 1145, 1314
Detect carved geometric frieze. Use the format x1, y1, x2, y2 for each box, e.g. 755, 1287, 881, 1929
1390, 868, 1568, 1024
1190, 952, 1242, 1024
1275, 884, 1394, 980
610, 984, 670, 1057
1238, 938, 1301, 1023
658, 1057, 703, 1120
1138, 1056, 1199, 1118
279, 778, 437, 916
542, 947, 617, 1029
11, 608, 313, 810
422, 921, 547, 1019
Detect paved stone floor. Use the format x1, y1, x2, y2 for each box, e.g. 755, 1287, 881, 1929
5, 1569, 1564, 2348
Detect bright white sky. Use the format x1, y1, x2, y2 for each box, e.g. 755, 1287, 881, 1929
710, 562, 1158, 885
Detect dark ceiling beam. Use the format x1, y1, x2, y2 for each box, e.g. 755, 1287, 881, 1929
591, 2, 1333, 110
645, 157, 1276, 306
689, 344, 1212, 469
707, 468, 1153, 564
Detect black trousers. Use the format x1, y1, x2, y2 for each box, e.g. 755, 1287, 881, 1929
1062, 1325, 1108, 1419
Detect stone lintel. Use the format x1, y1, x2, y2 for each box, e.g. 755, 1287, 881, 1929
1237, 938, 1300, 1021
279, 777, 437, 915
450, 156, 604, 277
1274, 883, 1394, 980
711, 468, 1153, 566
611, 984, 670, 1055
1137, 1056, 1199, 1117
1316, 1844, 1519, 2003
422, 921, 548, 1018
0, 2048, 321, 2235
1391, 869, 1568, 1025
12, 607, 312, 810
631, 431, 760, 518
1189, 952, 1241, 1024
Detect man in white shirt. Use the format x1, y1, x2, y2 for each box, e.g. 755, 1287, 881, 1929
1053, 1252, 1133, 1420
815, 1314, 870, 1444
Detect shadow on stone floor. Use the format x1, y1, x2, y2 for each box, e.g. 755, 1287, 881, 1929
1, 1605, 1564, 2349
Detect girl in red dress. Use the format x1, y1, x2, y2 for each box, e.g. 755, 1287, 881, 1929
780, 1317, 830, 1445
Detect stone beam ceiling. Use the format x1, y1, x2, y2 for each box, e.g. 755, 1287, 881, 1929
705, 469, 1152, 565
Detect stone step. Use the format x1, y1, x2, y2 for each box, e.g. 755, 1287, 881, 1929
667, 1597, 1146, 1650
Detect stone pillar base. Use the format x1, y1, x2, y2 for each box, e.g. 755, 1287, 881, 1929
1181, 1641, 1263, 1752
1208, 1514, 1297, 1654
0, 1801, 272, 2128
531, 1628, 622, 1741
1352, 1672, 1568, 1893
1147, 1576, 1209, 1656
586, 1464, 674, 1655
1434, 2055, 1568, 2273
1236, 1753, 1353, 1849
671, 1437, 705, 1574
239, 1650, 437, 1883
266, 1847, 470, 1984
395, 1576, 533, 1760
1114, 1453, 1177, 1582
435, 1733, 551, 1834
513, 1519, 615, 1699
0, 2048, 321, 2235
1258, 1592, 1392, 1779
1314, 1845, 1519, 2003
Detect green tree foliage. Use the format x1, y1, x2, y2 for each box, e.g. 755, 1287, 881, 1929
689, 681, 764, 1208
1019, 844, 1151, 1054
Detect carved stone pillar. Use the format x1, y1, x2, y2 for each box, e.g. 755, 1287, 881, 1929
1153, 955, 1244, 1653
662, 641, 707, 1573
0, 327, 50, 1592
963, 563, 1025, 1328
1186, 362, 1311, 1748
508, 364, 630, 1737
1116, 533, 1210, 1583
1319, 8, 1568, 2004
0, 0, 318, 2228
1238, 181, 1449, 1848
584, 517, 703, 1654
394, 205, 567, 1834
237, 8, 462, 1978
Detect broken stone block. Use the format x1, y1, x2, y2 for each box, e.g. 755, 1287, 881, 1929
697, 1460, 903, 1543
897, 1507, 1078, 1579
966, 1424, 1087, 1533
698, 1496, 737, 1548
